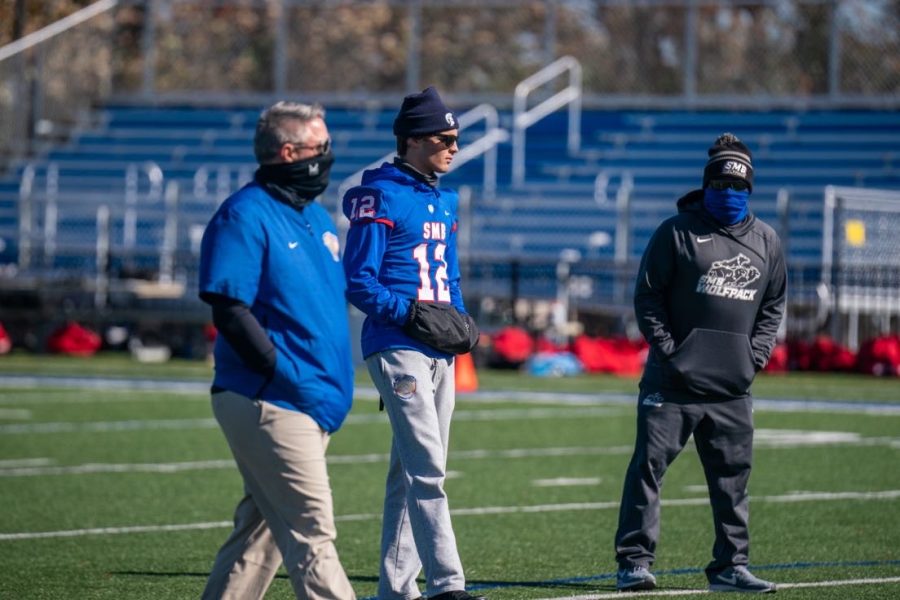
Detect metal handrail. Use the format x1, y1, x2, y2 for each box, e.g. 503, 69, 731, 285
123, 161, 164, 251
192, 163, 254, 205
0, 0, 119, 64
446, 104, 509, 200
42, 163, 59, 267
159, 181, 180, 283
592, 168, 633, 262
95, 204, 110, 308
512, 55, 582, 187
17, 164, 35, 270
614, 171, 634, 264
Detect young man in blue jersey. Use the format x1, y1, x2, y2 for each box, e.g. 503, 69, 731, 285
342, 87, 482, 600
199, 101, 356, 600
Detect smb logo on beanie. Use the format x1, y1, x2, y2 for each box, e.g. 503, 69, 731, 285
722, 160, 748, 178
703, 133, 754, 191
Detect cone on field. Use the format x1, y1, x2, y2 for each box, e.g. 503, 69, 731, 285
455, 352, 478, 392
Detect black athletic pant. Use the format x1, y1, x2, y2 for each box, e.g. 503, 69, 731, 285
614, 389, 754, 577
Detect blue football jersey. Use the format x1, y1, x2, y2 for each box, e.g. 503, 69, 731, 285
342, 162, 466, 358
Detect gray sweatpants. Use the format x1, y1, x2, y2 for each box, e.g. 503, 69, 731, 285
614, 390, 754, 578
366, 349, 465, 600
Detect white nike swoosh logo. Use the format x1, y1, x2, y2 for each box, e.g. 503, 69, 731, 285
288, 241, 299, 249
717, 574, 738, 585
697, 236, 713, 243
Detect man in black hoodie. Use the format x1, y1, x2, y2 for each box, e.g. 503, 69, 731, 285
613, 134, 785, 594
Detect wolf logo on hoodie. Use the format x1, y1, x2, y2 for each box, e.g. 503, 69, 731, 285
696, 254, 761, 301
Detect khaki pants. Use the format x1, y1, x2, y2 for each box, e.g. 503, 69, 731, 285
202, 390, 356, 600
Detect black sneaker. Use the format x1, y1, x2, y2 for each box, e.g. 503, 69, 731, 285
708, 566, 776, 593
428, 591, 486, 600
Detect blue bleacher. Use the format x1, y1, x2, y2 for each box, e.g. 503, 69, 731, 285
1, 105, 898, 310
478, 109, 900, 265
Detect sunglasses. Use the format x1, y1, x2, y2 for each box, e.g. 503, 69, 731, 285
429, 134, 459, 148
288, 137, 331, 157
709, 179, 749, 191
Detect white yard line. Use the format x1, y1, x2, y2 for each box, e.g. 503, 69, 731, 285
2, 375, 899, 414
0, 446, 634, 476
2, 489, 898, 541
0, 459, 236, 476
0, 406, 624, 435
0, 457, 53, 468
533, 576, 900, 599
0, 376, 210, 394
4, 430, 900, 476
0, 418, 220, 434
0, 408, 32, 419
533, 477, 602, 487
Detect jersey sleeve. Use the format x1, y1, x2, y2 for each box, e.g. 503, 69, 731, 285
198, 205, 263, 306
342, 186, 394, 227
341, 186, 411, 325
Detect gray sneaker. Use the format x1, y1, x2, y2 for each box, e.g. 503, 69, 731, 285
708, 566, 776, 593
616, 565, 657, 591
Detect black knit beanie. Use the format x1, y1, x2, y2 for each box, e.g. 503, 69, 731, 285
392, 86, 457, 138
702, 133, 754, 192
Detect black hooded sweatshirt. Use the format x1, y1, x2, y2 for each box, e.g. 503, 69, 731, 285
635, 189, 786, 401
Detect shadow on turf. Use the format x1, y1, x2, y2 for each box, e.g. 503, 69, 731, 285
110, 572, 612, 592
112, 571, 215, 579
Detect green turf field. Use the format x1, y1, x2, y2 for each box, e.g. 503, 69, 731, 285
1, 353, 898, 599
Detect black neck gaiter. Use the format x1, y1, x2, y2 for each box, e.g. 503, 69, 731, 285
255, 151, 335, 209
394, 157, 438, 187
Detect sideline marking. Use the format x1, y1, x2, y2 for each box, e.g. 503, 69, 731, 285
0, 408, 31, 419
0, 407, 623, 435
533, 477, 602, 487
0, 457, 52, 468
3, 489, 898, 541
0, 446, 634, 476
2, 375, 899, 414
531, 576, 900, 599
2, 433, 898, 476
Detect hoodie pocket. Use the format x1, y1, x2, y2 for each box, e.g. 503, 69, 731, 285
668, 328, 756, 397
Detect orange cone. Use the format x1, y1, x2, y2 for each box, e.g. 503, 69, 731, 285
455, 352, 479, 392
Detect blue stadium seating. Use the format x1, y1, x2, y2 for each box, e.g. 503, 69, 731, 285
0, 105, 898, 313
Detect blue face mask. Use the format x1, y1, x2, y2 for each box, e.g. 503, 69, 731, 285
703, 187, 749, 225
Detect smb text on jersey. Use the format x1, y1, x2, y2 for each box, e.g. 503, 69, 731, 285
342, 162, 466, 359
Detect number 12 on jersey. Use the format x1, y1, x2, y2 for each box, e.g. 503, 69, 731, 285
413, 242, 450, 302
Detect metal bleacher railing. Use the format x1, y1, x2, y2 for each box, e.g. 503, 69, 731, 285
512, 56, 581, 188
6, 97, 900, 347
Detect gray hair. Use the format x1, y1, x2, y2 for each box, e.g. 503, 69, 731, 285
253, 101, 326, 163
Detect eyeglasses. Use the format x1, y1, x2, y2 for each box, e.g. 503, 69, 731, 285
288, 137, 331, 157
709, 179, 749, 191
429, 134, 459, 148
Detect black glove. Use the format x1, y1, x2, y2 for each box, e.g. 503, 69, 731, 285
403, 301, 480, 355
